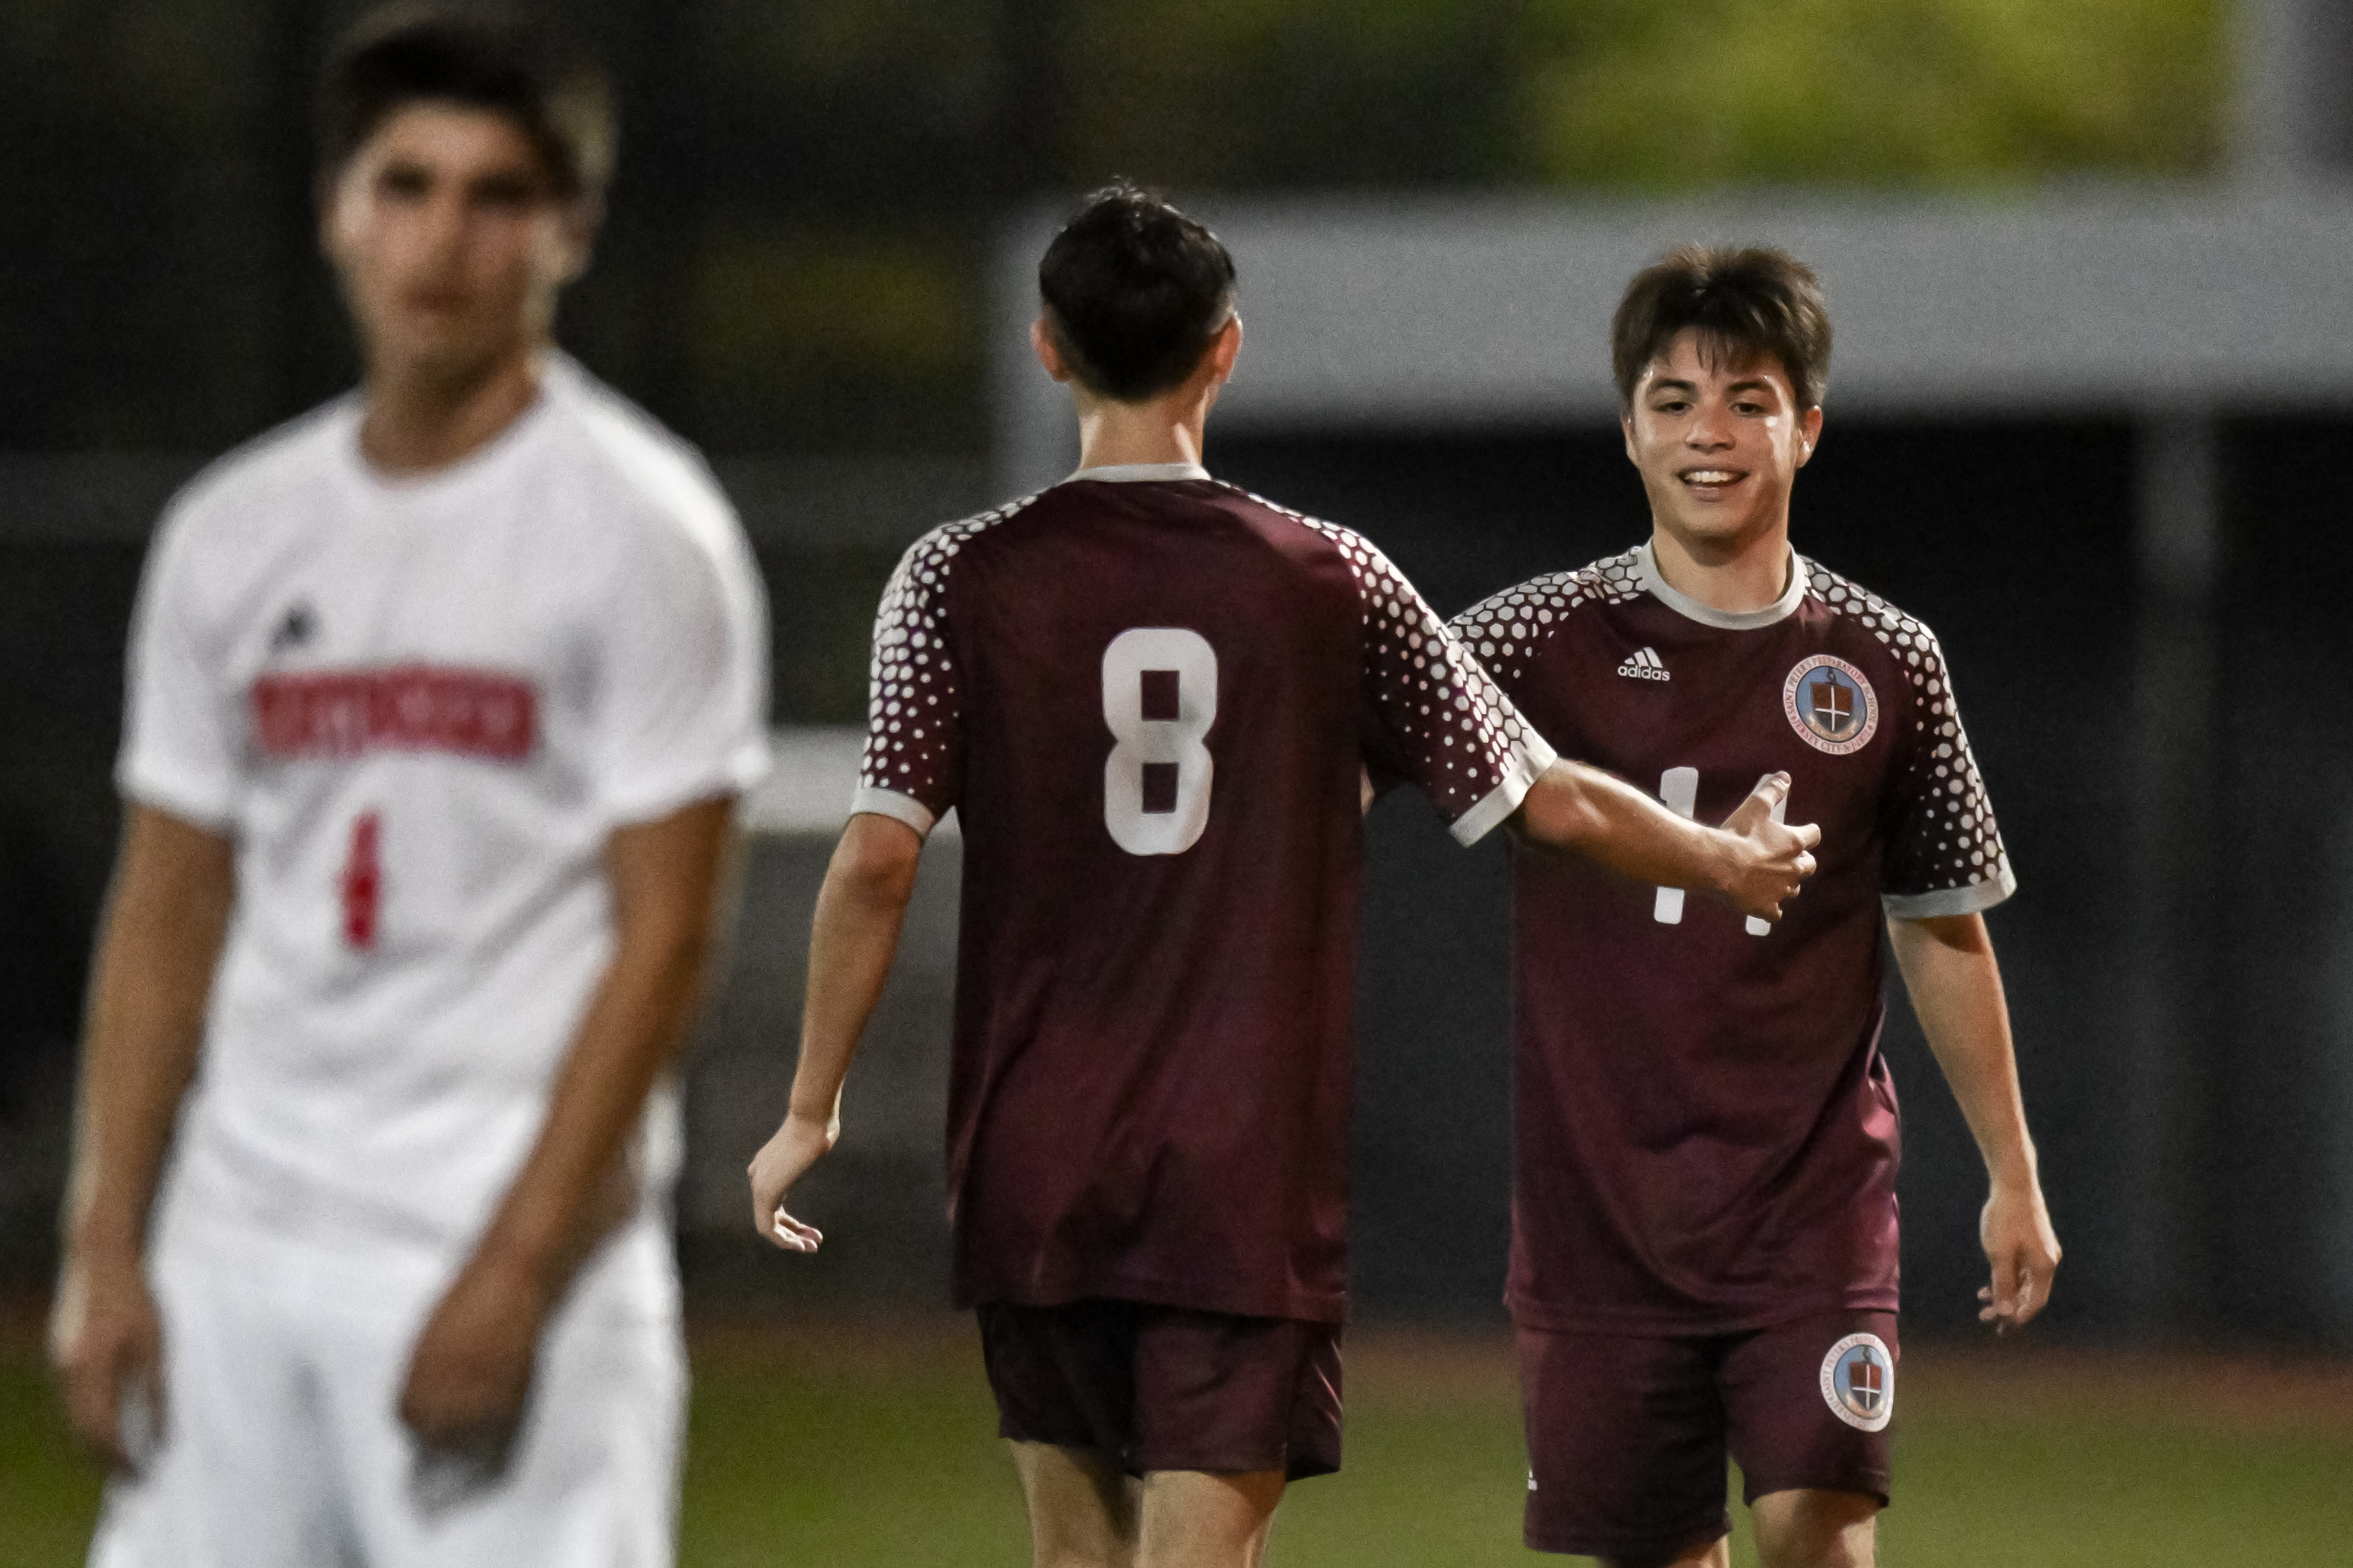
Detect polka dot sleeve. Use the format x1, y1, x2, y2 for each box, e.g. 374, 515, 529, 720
851, 504, 1024, 834
1450, 551, 1644, 690
1302, 519, 1557, 846
1817, 572, 2017, 918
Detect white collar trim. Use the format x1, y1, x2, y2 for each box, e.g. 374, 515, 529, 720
1068, 462, 1211, 484
1634, 541, 1808, 630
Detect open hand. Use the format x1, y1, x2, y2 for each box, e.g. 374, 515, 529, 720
50, 1247, 165, 1472
748, 1110, 836, 1254
1716, 773, 1821, 923
1978, 1177, 2061, 1333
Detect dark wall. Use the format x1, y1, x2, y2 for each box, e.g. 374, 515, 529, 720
2208, 416, 2353, 1342
0, 543, 147, 1271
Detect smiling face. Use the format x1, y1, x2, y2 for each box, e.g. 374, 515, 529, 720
1621, 327, 1823, 563
322, 102, 588, 390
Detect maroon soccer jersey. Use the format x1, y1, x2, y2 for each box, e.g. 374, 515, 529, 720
858, 464, 1554, 1322
1451, 544, 2014, 1334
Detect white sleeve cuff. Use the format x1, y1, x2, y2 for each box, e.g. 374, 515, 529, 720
599, 737, 773, 828
115, 758, 236, 834
1883, 857, 2017, 920
851, 785, 937, 837
1448, 734, 1559, 848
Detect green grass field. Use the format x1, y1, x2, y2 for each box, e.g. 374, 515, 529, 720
6, 1313, 2349, 1567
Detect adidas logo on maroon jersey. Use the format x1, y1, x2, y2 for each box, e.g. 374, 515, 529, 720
1617, 647, 1670, 681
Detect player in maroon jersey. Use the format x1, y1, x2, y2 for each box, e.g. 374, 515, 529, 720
1452, 246, 2062, 1568
747, 189, 1820, 1568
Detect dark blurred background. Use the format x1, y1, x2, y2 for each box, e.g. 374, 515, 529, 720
6, 1, 2351, 1351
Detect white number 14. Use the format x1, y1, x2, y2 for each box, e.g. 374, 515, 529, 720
1653, 767, 1780, 937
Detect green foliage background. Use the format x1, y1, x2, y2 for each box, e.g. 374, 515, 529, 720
1517, 0, 2224, 189
1058, 0, 2223, 191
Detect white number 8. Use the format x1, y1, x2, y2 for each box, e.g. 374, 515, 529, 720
1102, 628, 1218, 855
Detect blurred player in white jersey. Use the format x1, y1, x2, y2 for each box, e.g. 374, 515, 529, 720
48, 8, 769, 1565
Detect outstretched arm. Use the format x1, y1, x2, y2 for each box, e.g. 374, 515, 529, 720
51, 805, 235, 1470
1888, 911, 2059, 1331
399, 794, 736, 1447
1511, 765, 1820, 923
747, 810, 925, 1252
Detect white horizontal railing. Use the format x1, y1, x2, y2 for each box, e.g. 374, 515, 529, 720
741, 726, 958, 840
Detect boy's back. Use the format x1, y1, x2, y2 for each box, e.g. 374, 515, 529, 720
861, 466, 1548, 1323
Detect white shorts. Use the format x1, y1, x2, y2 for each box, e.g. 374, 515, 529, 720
89, 1203, 686, 1568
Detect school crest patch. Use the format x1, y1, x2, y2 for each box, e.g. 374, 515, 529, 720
1784, 655, 1877, 755
1820, 1332, 1895, 1432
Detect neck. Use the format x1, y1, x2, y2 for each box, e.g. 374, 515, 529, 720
1071, 386, 1213, 473
359, 341, 544, 476
1647, 515, 1794, 614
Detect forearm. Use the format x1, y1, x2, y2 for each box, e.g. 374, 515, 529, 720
63, 808, 232, 1258
473, 925, 708, 1287
788, 813, 923, 1125
1512, 760, 1735, 896
469, 799, 734, 1294
1890, 913, 2038, 1185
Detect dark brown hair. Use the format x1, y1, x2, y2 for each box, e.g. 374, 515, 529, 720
317, 4, 613, 201
1612, 245, 1831, 410
1039, 181, 1238, 402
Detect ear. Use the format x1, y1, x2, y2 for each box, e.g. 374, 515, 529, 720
319, 169, 355, 267
1206, 315, 1243, 384
1620, 409, 1639, 466
1795, 403, 1825, 467
552, 195, 602, 286
1031, 316, 1071, 383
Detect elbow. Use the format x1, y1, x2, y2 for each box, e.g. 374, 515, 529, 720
626, 908, 716, 996
840, 856, 919, 911
665, 918, 717, 981
830, 818, 924, 910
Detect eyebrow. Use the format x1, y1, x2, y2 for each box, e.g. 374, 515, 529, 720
469, 168, 542, 196
1645, 375, 1779, 397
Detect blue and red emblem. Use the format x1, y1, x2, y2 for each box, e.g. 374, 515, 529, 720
1783, 654, 1877, 756
1819, 1331, 1895, 1431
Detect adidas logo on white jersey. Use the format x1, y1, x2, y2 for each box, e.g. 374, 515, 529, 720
1617, 647, 1670, 681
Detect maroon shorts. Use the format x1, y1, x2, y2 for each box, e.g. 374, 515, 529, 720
1517, 1311, 1896, 1559
977, 1299, 1343, 1480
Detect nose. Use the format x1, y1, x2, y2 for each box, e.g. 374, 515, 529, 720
1685, 402, 1733, 449
418, 185, 468, 261
1685, 402, 1741, 451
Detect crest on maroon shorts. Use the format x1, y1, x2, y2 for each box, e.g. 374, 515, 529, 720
1783, 655, 1877, 755
1819, 1332, 1895, 1431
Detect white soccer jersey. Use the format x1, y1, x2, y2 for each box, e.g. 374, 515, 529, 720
118, 354, 770, 1254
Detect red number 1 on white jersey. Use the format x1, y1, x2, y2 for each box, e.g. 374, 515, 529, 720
342, 810, 381, 950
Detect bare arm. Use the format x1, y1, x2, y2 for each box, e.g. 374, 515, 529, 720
1512, 763, 1819, 922
398, 794, 736, 1446
50, 805, 235, 1468
1888, 911, 2060, 1330
746, 811, 924, 1251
